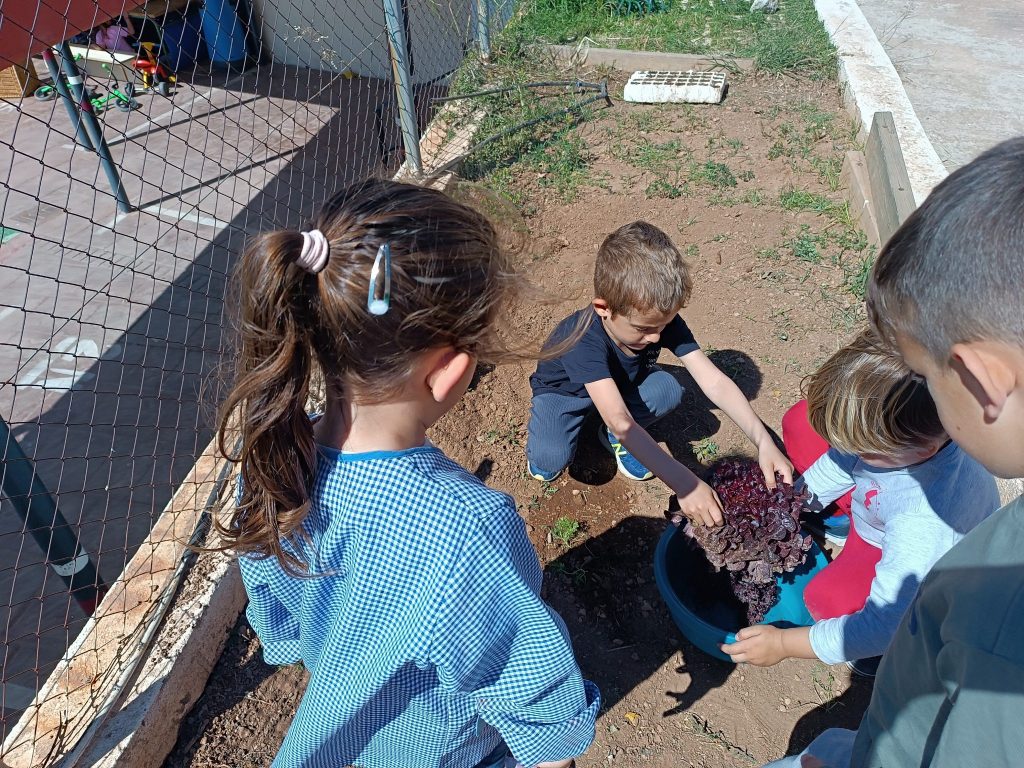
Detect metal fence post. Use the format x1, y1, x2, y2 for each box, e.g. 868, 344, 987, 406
55, 43, 132, 214
477, 0, 491, 61
382, 0, 422, 176
0, 417, 105, 615
41, 49, 93, 150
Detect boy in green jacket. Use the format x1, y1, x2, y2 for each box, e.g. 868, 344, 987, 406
766, 137, 1024, 767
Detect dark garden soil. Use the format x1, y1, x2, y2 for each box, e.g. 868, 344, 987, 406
165, 69, 875, 768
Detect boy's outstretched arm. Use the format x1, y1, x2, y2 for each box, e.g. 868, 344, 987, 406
585, 378, 724, 526
679, 349, 794, 487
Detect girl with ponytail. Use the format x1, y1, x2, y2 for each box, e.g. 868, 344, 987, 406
216, 179, 599, 768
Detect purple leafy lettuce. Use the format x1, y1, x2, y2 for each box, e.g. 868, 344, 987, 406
683, 457, 811, 624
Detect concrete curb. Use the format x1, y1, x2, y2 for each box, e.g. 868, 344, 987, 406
78, 553, 247, 768
544, 44, 754, 73
814, 0, 946, 205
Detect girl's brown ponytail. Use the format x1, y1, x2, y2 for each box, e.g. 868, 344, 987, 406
216, 230, 321, 575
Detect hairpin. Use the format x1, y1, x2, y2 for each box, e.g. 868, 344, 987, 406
367, 242, 391, 316
296, 229, 330, 274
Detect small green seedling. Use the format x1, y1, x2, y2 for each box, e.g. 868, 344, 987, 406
549, 516, 581, 547
694, 437, 719, 463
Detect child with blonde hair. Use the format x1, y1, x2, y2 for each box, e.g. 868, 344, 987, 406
723, 329, 998, 674
216, 179, 598, 768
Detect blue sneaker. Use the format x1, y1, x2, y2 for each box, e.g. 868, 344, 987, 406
804, 512, 850, 546
527, 458, 562, 483
601, 426, 654, 481
822, 513, 850, 546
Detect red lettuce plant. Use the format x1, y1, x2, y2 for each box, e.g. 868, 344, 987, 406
683, 457, 811, 624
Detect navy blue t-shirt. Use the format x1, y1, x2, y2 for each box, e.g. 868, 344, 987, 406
530, 308, 699, 398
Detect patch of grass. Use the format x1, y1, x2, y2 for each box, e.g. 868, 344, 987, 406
741, 188, 764, 205
618, 137, 683, 173
694, 437, 719, 463
514, 0, 836, 77
787, 224, 824, 264
749, 1, 836, 76
779, 186, 835, 214
843, 254, 874, 300
798, 102, 837, 140
809, 155, 844, 191
480, 419, 524, 447
623, 109, 659, 132
606, 0, 670, 15
645, 177, 686, 199
812, 664, 841, 711
690, 160, 737, 188
724, 136, 744, 153
549, 560, 589, 584
833, 223, 870, 257
451, 30, 601, 204
536, 134, 592, 201
549, 516, 582, 547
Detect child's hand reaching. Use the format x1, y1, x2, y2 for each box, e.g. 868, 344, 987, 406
757, 439, 794, 489
722, 624, 813, 666
665, 478, 724, 528
721, 625, 786, 666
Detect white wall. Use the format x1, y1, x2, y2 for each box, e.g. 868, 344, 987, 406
249, 0, 481, 85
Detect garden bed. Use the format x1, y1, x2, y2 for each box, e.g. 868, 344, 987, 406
165, 52, 876, 768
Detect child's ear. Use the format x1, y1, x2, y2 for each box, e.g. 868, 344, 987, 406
425, 348, 474, 404
950, 342, 1017, 421
592, 298, 612, 319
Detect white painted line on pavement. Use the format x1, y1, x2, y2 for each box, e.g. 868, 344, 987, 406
136, 204, 233, 230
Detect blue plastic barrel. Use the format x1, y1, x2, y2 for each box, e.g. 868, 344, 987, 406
653, 524, 827, 662
200, 0, 249, 67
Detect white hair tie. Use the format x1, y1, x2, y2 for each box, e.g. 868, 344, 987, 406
296, 229, 330, 274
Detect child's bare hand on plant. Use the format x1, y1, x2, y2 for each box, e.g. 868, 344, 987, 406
665, 472, 724, 528
721, 625, 813, 666
757, 438, 794, 489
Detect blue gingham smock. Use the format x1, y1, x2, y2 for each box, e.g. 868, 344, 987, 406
239, 444, 600, 768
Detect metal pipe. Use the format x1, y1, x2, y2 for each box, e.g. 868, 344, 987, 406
55, 43, 132, 213
477, 0, 491, 61
0, 417, 105, 615
432, 79, 607, 103
41, 49, 92, 150
382, 0, 422, 176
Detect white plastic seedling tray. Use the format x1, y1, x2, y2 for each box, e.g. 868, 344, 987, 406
623, 70, 727, 104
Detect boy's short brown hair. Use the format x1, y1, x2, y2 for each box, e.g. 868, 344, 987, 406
805, 329, 944, 456
869, 137, 1024, 362
595, 221, 693, 315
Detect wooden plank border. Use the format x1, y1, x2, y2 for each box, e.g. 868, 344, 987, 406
864, 111, 917, 246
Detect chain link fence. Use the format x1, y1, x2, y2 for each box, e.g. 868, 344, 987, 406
0, 0, 512, 759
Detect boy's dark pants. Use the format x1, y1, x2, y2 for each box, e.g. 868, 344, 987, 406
526, 369, 683, 476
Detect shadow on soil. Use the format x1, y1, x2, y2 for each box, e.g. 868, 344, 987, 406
566, 349, 764, 486
543, 515, 736, 720
786, 677, 874, 754
163, 619, 286, 765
